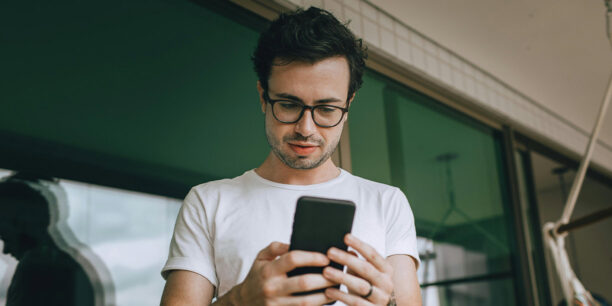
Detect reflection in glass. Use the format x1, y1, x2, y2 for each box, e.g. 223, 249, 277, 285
349, 71, 516, 305
421, 277, 515, 306
0, 169, 16, 305
529, 152, 612, 305
0, 170, 182, 305
0, 173, 115, 305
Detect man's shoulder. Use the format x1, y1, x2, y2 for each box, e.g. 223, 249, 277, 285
191, 170, 253, 192
346, 172, 400, 193
343, 173, 410, 213
183, 170, 255, 204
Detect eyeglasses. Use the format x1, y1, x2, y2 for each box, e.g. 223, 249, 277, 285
264, 92, 349, 128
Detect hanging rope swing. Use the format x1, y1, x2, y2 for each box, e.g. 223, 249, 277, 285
542, 2, 612, 305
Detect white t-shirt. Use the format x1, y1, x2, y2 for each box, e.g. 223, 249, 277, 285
162, 169, 419, 302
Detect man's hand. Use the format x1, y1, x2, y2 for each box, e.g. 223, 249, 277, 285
226, 241, 337, 306
322, 234, 395, 306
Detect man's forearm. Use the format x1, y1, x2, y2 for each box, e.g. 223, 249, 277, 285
211, 284, 242, 306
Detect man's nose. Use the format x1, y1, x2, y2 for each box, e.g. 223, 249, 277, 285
294, 109, 317, 137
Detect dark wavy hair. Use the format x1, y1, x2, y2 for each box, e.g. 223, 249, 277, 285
252, 7, 368, 101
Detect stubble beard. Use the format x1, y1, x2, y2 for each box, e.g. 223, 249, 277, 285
265, 124, 340, 170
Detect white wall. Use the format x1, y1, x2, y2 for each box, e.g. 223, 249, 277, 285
290, 0, 612, 174
369, 0, 612, 147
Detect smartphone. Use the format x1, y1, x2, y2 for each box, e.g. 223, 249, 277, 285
287, 196, 356, 297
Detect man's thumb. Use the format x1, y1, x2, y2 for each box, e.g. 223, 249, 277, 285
256, 242, 289, 260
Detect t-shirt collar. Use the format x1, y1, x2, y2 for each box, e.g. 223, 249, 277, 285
247, 168, 348, 190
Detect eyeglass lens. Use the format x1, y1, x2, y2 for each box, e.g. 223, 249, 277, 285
272, 101, 343, 127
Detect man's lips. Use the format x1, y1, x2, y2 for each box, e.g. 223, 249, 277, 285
288, 143, 318, 155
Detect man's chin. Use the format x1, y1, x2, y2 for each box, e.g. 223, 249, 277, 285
272, 146, 331, 169
283, 155, 324, 170
287, 160, 319, 170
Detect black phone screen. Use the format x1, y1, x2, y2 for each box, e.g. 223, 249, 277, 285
287, 196, 356, 297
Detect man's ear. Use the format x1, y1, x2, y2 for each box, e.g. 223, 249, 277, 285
344, 92, 356, 122
257, 81, 266, 114
347, 92, 355, 108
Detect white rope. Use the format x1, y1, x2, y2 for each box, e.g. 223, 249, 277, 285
541, 3, 612, 304
543, 223, 598, 305
556, 73, 612, 228
543, 72, 611, 306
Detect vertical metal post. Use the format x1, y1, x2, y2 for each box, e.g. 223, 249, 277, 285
521, 151, 554, 306
502, 125, 536, 306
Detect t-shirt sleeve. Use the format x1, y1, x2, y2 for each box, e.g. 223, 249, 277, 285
161, 188, 218, 288
385, 187, 420, 269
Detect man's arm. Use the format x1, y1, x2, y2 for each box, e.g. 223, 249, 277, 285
161, 270, 245, 306
387, 255, 421, 305
161, 270, 215, 306
161, 242, 337, 306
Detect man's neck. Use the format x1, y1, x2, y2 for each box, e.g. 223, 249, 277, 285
255, 152, 341, 185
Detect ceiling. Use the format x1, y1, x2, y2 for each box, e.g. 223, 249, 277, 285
370, 0, 612, 148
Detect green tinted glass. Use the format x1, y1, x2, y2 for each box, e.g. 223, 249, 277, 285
350, 70, 516, 304
0, 0, 268, 184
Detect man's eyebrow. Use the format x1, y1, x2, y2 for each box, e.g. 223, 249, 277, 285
272, 92, 344, 104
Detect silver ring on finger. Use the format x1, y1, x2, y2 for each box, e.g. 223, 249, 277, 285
361, 282, 374, 299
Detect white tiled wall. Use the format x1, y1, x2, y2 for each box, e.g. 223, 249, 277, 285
277, 0, 612, 173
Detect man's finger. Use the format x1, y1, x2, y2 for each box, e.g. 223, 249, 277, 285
345, 234, 391, 274
274, 250, 330, 273
328, 247, 387, 288
257, 242, 289, 261
278, 274, 336, 295
323, 266, 369, 295
276, 292, 335, 306
325, 287, 374, 306
323, 267, 389, 305
346, 250, 359, 276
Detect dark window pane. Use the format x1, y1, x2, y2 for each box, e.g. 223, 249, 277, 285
529, 152, 612, 305
350, 71, 516, 303
1, 0, 268, 184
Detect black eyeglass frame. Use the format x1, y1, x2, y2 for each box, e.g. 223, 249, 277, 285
263, 92, 349, 128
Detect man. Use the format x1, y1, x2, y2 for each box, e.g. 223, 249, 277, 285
161, 7, 421, 306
